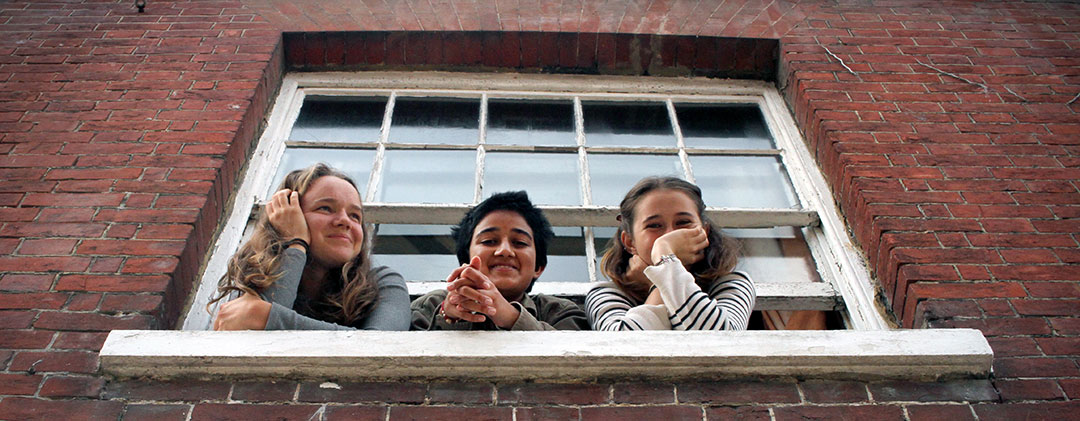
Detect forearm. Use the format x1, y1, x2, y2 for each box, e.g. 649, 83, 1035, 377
258, 247, 305, 307
357, 267, 410, 331
264, 302, 355, 330
586, 283, 670, 330
644, 262, 755, 331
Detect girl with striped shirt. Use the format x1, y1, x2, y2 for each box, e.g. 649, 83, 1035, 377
586, 177, 756, 331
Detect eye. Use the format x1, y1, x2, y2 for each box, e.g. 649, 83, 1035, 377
479, 239, 497, 246
316, 205, 332, 212
513, 240, 530, 247
349, 213, 362, 222
645, 223, 662, 229
676, 219, 693, 227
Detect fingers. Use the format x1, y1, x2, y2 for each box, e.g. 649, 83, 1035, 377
444, 264, 469, 288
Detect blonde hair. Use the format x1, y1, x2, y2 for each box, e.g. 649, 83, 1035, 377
209, 163, 378, 326
600, 176, 740, 301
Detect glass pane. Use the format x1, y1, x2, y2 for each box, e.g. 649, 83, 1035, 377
486, 99, 575, 146
290, 96, 386, 143
483, 152, 581, 205
389, 97, 480, 145
593, 227, 820, 284
269, 147, 376, 197
582, 102, 675, 147
378, 149, 475, 204
689, 156, 799, 209
587, 154, 684, 206
543, 226, 589, 283
729, 227, 820, 284
676, 104, 774, 149
372, 224, 458, 282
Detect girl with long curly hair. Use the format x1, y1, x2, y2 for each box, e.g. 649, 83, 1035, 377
210, 163, 409, 330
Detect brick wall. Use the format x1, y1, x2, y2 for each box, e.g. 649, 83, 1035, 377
1, 0, 1078, 419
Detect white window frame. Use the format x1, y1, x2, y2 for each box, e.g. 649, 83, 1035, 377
100, 72, 990, 381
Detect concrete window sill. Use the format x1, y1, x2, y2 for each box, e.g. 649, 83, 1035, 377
100, 329, 991, 381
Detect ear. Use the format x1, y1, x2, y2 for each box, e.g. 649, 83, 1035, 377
532, 264, 545, 280
620, 230, 636, 255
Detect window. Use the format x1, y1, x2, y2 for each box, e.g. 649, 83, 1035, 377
103, 72, 989, 381
180, 72, 880, 330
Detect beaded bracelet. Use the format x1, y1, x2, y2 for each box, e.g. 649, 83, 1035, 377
281, 238, 310, 254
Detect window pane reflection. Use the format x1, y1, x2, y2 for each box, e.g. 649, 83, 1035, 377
583, 102, 676, 147
487, 100, 575, 146
483, 152, 580, 205
372, 224, 458, 282
690, 156, 798, 209
593, 227, 819, 284
676, 104, 774, 149
389, 97, 480, 145
729, 227, 820, 284
270, 147, 375, 197
378, 149, 475, 203
587, 154, 684, 206
290, 96, 387, 143
543, 226, 589, 283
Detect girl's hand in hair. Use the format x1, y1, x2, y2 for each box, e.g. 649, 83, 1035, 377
213, 292, 271, 330
267, 188, 310, 244
446, 256, 521, 329
650, 226, 709, 267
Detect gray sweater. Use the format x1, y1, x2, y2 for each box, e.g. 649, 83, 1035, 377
258, 247, 410, 330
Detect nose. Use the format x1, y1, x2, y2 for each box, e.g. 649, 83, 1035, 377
494, 238, 514, 256
331, 209, 349, 226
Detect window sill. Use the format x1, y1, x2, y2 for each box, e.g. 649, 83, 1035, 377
100, 329, 991, 382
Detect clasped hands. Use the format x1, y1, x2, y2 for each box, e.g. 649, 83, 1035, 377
442, 256, 521, 329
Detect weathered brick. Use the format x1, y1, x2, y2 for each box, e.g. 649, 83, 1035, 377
0, 397, 123, 421
39, 375, 105, 398
704, 405, 771, 420
426, 382, 493, 404
10, 350, 98, 374
973, 401, 1080, 420
389, 406, 512, 420
800, 381, 869, 403
230, 381, 298, 402
581, 405, 702, 420
324, 405, 387, 421
56, 274, 170, 292
678, 381, 800, 404
869, 380, 998, 403
905, 404, 977, 421
515, 406, 581, 421
190, 403, 322, 420
996, 379, 1066, 402
0, 373, 44, 395
497, 383, 609, 405
105, 379, 231, 401
612, 382, 675, 404
298, 381, 426, 404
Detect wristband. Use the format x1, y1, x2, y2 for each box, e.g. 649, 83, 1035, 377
281, 238, 310, 254
439, 300, 459, 324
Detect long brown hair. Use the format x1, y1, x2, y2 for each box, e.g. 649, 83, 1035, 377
209, 163, 378, 326
600, 176, 740, 301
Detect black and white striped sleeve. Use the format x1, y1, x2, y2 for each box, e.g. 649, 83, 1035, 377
643, 261, 756, 331
585, 281, 671, 331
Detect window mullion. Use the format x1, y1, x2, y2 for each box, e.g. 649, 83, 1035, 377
366, 92, 395, 203
667, 98, 695, 184
475, 93, 488, 203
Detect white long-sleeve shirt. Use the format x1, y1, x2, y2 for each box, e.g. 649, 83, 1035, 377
586, 260, 755, 331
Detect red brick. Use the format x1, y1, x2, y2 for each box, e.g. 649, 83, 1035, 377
0, 293, 68, 310
76, 239, 185, 256
0, 222, 106, 237
515, 406, 580, 421
987, 337, 1041, 357
324, 405, 387, 421
774, 405, 905, 421
65, 292, 101, 311
39, 375, 105, 398
996, 379, 1066, 402
906, 404, 977, 421
122, 257, 179, 273
52, 332, 108, 351
55, 274, 170, 292
581, 405, 702, 420
121, 404, 191, 421
389, 406, 512, 421
0, 310, 36, 329
17, 238, 78, 255
100, 294, 163, 313
34, 311, 153, 331
974, 401, 1080, 420
136, 224, 193, 239
0, 373, 44, 395
706, 405, 771, 420
869, 380, 998, 403
497, 383, 609, 405
995, 357, 1080, 378
612, 382, 675, 404
191, 403, 322, 420
0, 397, 122, 421
0, 274, 56, 291
10, 351, 99, 374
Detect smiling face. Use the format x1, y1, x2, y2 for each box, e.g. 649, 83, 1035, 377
622, 188, 704, 265
469, 210, 544, 302
300, 176, 365, 270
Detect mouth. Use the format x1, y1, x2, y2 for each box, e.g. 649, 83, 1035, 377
488, 263, 518, 272
328, 234, 352, 243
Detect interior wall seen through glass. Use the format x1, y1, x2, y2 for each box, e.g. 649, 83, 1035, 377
271, 147, 376, 197
389, 97, 480, 145
289, 96, 387, 143
486, 99, 576, 146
